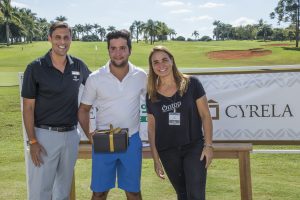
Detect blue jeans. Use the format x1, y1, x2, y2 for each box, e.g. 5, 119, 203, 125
158, 141, 207, 200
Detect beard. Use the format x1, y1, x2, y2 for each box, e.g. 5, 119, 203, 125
110, 58, 129, 68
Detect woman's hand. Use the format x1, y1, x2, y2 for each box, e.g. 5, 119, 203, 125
154, 160, 165, 179
200, 146, 213, 168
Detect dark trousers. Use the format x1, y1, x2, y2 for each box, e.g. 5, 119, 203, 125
158, 141, 207, 200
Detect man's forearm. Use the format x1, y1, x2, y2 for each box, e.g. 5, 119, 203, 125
23, 99, 36, 141
78, 107, 92, 137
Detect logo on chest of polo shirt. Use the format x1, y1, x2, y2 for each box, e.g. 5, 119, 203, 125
72, 71, 80, 81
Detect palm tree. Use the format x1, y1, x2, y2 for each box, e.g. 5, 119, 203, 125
168, 28, 176, 40
55, 15, 67, 22
0, 0, 21, 46
19, 8, 37, 43
192, 30, 199, 40
107, 26, 116, 33
156, 21, 169, 42
97, 26, 106, 41
131, 20, 144, 43
83, 23, 93, 35
143, 19, 157, 44
36, 18, 49, 41
73, 24, 84, 40
213, 20, 222, 41
129, 24, 135, 39
93, 23, 100, 35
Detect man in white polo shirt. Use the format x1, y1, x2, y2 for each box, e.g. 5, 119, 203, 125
78, 30, 147, 200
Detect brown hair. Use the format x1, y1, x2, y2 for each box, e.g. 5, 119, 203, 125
147, 45, 189, 102
106, 29, 132, 52
48, 21, 72, 37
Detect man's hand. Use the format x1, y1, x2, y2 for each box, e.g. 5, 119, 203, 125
29, 142, 47, 167
88, 131, 95, 144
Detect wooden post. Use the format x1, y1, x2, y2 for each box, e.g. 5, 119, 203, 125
70, 171, 76, 200
238, 151, 252, 200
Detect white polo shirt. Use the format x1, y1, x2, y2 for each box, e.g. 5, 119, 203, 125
81, 61, 147, 137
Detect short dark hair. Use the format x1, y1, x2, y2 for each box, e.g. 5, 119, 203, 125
48, 21, 72, 37
106, 29, 132, 51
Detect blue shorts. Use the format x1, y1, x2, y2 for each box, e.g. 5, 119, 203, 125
91, 132, 142, 192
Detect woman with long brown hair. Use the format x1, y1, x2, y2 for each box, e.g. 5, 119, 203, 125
146, 46, 213, 200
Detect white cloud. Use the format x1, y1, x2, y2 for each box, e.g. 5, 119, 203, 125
199, 2, 225, 8
11, 1, 29, 8
170, 9, 192, 14
160, 1, 185, 7
183, 16, 213, 22
231, 17, 256, 26
70, 3, 78, 7
198, 27, 212, 31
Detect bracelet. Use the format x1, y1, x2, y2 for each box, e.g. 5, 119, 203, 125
29, 138, 38, 145
204, 143, 213, 148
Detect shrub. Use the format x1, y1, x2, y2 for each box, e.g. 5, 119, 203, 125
81, 34, 99, 42
175, 36, 185, 41
199, 36, 212, 41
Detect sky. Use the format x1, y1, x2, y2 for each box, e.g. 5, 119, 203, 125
11, 0, 289, 39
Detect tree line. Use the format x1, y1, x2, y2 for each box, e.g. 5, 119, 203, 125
0, 0, 178, 46
211, 19, 295, 41
1, 0, 300, 47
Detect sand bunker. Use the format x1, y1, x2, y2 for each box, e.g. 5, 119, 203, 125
207, 48, 272, 60
262, 43, 292, 47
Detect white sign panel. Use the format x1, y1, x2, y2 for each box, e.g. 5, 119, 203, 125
20, 68, 300, 142
201, 72, 300, 141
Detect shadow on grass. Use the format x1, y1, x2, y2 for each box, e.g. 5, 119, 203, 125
282, 47, 300, 51
0, 45, 13, 49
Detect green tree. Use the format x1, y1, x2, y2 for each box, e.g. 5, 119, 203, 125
192, 30, 199, 40
257, 19, 273, 41
55, 15, 67, 22
270, 0, 300, 47
213, 20, 223, 40
98, 26, 106, 41
272, 28, 286, 40
130, 20, 144, 43
107, 25, 116, 33
73, 24, 84, 40
84, 23, 93, 36
168, 28, 176, 40
19, 8, 37, 43
0, 0, 21, 46
156, 21, 169, 42
143, 19, 158, 44
35, 18, 49, 41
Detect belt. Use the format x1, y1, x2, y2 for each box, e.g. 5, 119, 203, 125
36, 125, 76, 132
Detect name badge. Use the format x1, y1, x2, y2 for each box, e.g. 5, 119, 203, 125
169, 112, 180, 126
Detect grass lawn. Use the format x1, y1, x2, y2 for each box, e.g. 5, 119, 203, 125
1, 41, 300, 199
0, 40, 299, 86
0, 86, 300, 199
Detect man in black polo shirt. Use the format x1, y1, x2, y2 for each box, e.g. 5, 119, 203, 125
21, 21, 90, 200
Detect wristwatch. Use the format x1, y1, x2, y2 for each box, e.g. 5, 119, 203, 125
28, 138, 38, 145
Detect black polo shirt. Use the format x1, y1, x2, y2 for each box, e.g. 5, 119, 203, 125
146, 77, 206, 151
21, 50, 91, 127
